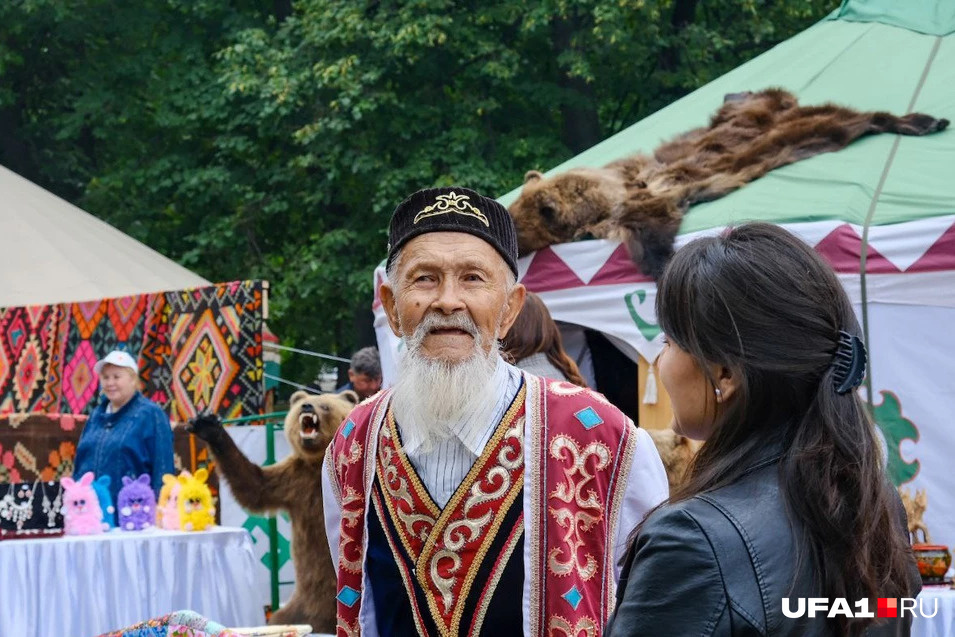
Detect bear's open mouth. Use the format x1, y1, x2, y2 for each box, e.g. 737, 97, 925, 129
299, 412, 320, 440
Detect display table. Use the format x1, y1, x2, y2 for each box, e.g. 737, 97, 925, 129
1, 526, 266, 637
913, 587, 955, 637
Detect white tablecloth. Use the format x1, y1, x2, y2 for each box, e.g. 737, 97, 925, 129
913, 587, 955, 637
1, 526, 266, 637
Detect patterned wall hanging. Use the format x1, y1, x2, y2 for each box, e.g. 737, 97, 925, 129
0, 280, 265, 422
56, 295, 152, 415
141, 281, 265, 422
0, 306, 63, 414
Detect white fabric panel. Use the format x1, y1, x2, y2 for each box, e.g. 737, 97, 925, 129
0, 527, 265, 637
912, 588, 955, 637
218, 426, 296, 607
866, 304, 955, 548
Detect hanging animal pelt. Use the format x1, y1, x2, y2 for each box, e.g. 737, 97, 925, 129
509, 89, 949, 278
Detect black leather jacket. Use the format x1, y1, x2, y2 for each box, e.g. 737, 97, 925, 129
606, 454, 920, 636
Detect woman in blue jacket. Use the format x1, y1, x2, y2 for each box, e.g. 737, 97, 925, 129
74, 350, 174, 511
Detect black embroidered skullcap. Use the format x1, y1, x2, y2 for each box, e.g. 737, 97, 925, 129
386, 187, 519, 277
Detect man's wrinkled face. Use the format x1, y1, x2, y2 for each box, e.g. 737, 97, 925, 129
380, 232, 526, 364
348, 370, 381, 399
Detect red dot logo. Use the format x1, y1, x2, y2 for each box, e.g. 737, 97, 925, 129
877, 598, 898, 618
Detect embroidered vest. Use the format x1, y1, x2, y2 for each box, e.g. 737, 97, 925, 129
367, 389, 526, 636
327, 374, 638, 637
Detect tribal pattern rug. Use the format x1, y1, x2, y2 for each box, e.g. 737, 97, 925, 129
0, 306, 63, 414
0, 281, 265, 421
141, 281, 265, 423
57, 295, 151, 415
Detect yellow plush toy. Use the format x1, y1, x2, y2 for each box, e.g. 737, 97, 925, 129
177, 468, 216, 532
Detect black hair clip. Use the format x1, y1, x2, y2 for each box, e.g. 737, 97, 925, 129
832, 330, 867, 395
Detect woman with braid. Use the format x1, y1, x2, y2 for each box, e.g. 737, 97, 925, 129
607, 223, 919, 636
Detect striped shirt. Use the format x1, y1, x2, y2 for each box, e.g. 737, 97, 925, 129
396, 357, 523, 509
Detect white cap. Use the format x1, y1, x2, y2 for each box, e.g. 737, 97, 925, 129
94, 350, 139, 375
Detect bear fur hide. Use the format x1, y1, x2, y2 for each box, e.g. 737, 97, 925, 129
509, 88, 949, 278
187, 389, 359, 633
645, 427, 700, 494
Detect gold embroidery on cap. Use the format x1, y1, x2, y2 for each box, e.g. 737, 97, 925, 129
413, 191, 490, 227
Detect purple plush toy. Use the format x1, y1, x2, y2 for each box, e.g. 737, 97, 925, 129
117, 474, 157, 531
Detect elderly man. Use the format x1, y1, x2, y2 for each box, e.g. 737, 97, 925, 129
336, 346, 383, 400
322, 187, 668, 636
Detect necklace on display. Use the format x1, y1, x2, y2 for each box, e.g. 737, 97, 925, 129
40, 481, 63, 528
0, 480, 39, 531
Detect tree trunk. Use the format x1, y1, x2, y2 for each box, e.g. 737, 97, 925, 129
659, 0, 700, 70
553, 15, 602, 154
0, 106, 35, 180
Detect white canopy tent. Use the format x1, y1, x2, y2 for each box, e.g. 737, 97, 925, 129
0, 164, 209, 308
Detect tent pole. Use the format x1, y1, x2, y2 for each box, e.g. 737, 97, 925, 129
858, 35, 942, 415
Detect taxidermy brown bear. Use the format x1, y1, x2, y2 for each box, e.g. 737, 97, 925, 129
187, 390, 359, 633
509, 88, 949, 278
645, 427, 700, 494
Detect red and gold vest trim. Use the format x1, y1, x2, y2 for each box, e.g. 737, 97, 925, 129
329, 376, 638, 637
374, 382, 526, 636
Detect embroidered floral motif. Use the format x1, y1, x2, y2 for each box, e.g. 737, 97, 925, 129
376, 386, 526, 637
334, 392, 391, 632
547, 434, 611, 580
339, 486, 365, 574
413, 191, 490, 227
548, 614, 600, 637
336, 617, 360, 637
377, 417, 437, 553
546, 380, 613, 407
335, 439, 362, 477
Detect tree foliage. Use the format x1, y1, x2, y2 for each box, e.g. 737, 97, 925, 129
0, 0, 836, 388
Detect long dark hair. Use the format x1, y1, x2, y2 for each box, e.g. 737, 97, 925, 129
502, 292, 588, 387
656, 222, 913, 635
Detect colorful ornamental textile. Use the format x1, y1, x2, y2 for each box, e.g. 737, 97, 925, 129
94, 609, 243, 637
0, 412, 220, 521
368, 393, 526, 636
140, 281, 265, 422
0, 305, 63, 414
323, 373, 670, 637
0, 281, 265, 421
56, 295, 152, 414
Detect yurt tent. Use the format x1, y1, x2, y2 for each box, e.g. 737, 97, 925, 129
374, 0, 955, 546
0, 164, 210, 307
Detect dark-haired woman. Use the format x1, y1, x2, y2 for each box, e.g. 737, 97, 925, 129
501, 291, 588, 387
607, 223, 919, 636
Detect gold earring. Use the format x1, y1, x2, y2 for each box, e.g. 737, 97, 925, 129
715, 388, 723, 403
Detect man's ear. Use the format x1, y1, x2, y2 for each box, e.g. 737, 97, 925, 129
379, 281, 402, 337
496, 283, 527, 340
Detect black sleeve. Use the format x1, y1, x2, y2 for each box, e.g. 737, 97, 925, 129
607, 507, 729, 636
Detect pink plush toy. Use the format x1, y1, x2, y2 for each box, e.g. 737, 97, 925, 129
61, 472, 106, 535
158, 471, 190, 530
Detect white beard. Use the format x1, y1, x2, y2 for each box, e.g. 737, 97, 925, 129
390, 312, 501, 452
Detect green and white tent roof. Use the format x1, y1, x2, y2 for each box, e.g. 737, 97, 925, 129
494, 0, 955, 364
